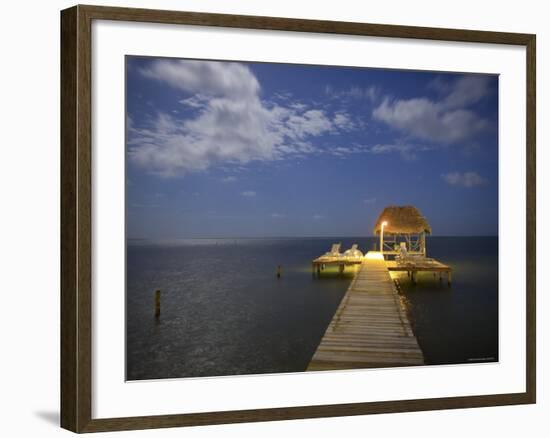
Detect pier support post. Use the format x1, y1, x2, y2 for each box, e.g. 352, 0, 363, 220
277, 265, 282, 278
448, 271, 452, 286
339, 264, 345, 275
154, 289, 161, 318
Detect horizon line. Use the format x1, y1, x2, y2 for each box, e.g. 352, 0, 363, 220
127, 234, 499, 240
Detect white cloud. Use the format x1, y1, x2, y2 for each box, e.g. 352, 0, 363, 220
325, 85, 378, 102
221, 176, 237, 183
324, 143, 418, 160
333, 112, 355, 131
273, 91, 292, 101
241, 190, 257, 197
427, 76, 451, 94
373, 76, 491, 144
368, 143, 409, 154
329, 146, 355, 156
141, 60, 260, 98
129, 59, 345, 177
290, 102, 308, 111
313, 214, 324, 220
442, 171, 487, 188
284, 109, 333, 138
179, 95, 209, 109
363, 198, 377, 204
443, 76, 493, 109
360, 143, 434, 160
271, 213, 285, 218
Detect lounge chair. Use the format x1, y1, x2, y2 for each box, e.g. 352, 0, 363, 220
343, 244, 363, 258
396, 243, 434, 265
324, 243, 342, 257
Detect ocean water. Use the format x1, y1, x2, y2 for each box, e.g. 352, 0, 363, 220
126, 236, 498, 380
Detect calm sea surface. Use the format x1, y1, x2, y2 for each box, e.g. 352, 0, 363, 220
126, 236, 498, 380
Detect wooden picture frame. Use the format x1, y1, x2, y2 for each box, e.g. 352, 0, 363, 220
60, 4, 536, 433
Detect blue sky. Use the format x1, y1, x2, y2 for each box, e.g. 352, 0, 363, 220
126, 56, 498, 238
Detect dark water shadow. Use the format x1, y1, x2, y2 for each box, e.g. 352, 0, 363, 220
34, 410, 59, 427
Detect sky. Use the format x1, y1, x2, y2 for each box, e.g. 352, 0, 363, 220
126, 56, 499, 239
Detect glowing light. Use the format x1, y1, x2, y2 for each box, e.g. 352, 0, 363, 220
365, 251, 384, 260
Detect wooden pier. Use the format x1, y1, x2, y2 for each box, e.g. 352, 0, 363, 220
312, 254, 452, 285
312, 256, 363, 274
308, 252, 424, 371
386, 259, 452, 285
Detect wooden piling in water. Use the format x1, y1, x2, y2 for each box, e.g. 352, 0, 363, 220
154, 289, 161, 318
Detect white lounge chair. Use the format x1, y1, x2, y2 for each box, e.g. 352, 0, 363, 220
324, 243, 342, 257
396, 242, 433, 264
343, 244, 363, 258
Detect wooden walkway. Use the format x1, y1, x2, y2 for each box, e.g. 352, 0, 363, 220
308, 253, 424, 371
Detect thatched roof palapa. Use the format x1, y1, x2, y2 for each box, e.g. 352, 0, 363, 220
373, 205, 432, 235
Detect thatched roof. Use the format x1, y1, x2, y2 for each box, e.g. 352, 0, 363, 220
373, 206, 432, 235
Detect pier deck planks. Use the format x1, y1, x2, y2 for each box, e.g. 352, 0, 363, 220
308, 254, 424, 371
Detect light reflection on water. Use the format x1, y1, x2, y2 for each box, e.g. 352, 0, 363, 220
126, 236, 498, 380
